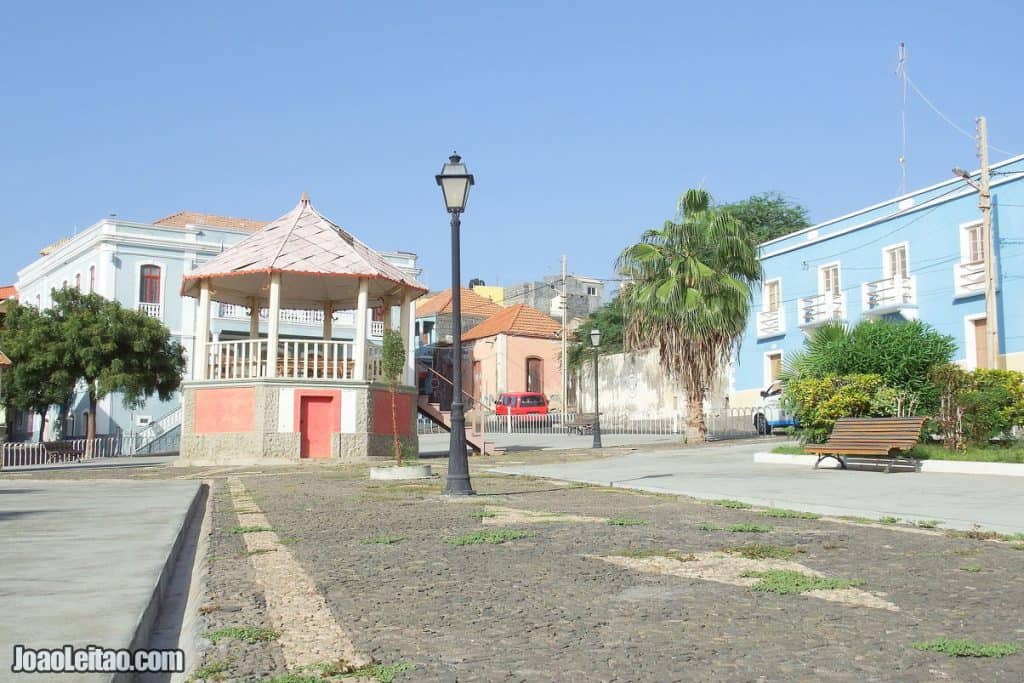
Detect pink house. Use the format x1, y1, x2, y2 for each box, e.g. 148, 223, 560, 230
461, 304, 563, 407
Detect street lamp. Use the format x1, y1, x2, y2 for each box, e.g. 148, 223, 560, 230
436, 152, 476, 495
590, 328, 602, 449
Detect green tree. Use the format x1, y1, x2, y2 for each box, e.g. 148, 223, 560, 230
616, 188, 762, 439
0, 302, 75, 441
567, 296, 624, 370
721, 192, 810, 244
50, 289, 185, 449
380, 328, 407, 465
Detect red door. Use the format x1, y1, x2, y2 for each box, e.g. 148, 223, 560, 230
299, 396, 333, 458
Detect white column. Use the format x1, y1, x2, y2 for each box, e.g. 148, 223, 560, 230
249, 297, 260, 339
267, 273, 282, 378
354, 278, 369, 381
322, 301, 333, 341
195, 279, 211, 380
400, 291, 415, 385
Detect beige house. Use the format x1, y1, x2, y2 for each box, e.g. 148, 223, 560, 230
462, 304, 563, 408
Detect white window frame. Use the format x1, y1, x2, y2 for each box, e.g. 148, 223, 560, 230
818, 262, 842, 297
763, 278, 782, 313
882, 241, 910, 280
959, 220, 985, 265
763, 350, 783, 387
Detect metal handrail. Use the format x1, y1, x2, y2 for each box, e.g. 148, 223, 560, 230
416, 362, 493, 412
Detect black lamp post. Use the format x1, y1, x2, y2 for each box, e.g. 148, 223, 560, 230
436, 152, 476, 496
590, 327, 602, 448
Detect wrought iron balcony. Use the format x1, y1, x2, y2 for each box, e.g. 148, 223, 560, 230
756, 307, 786, 339
798, 292, 846, 328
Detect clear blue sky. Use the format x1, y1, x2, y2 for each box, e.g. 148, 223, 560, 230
2, 1, 1022, 292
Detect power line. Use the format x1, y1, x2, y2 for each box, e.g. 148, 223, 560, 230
905, 74, 1018, 157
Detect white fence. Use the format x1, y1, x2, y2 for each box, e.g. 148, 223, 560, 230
1, 436, 124, 470
206, 339, 384, 381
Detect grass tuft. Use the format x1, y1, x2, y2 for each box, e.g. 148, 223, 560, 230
608, 549, 696, 562
759, 508, 821, 519
837, 515, 875, 524
446, 529, 534, 546
361, 535, 405, 545
726, 523, 773, 533
188, 660, 231, 682
230, 526, 272, 534
205, 626, 279, 645
913, 638, 1019, 658
725, 543, 801, 560
741, 569, 863, 594
709, 499, 752, 509
468, 509, 498, 519
960, 563, 983, 573
347, 663, 415, 682
607, 517, 649, 526
696, 522, 721, 531
877, 516, 901, 525
948, 527, 1024, 542
915, 519, 943, 529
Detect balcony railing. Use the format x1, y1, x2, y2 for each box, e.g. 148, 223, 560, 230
205, 339, 384, 382
862, 275, 917, 317
756, 307, 786, 338
214, 304, 381, 335
955, 260, 986, 297
798, 292, 845, 328
138, 302, 162, 319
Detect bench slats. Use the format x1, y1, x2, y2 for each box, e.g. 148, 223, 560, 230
803, 416, 926, 469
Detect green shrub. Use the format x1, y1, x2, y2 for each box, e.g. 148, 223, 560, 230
782, 374, 892, 443
931, 365, 1024, 448
741, 569, 862, 594
913, 638, 1019, 658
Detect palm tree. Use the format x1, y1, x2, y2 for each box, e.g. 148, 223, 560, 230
616, 189, 762, 439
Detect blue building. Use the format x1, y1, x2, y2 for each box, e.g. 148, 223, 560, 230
12, 210, 419, 445
731, 155, 1024, 408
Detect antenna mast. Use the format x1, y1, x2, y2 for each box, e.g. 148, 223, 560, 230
896, 42, 908, 195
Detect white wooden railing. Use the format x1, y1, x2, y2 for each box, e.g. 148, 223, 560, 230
862, 275, 916, 314
138, 302, 162, 319
756, 308, 786, 338
370, 320, 385, 338
798, 292, 845, 327
955, 261, 985, 297
205, 339, 385, 381
215, 304, 382, 332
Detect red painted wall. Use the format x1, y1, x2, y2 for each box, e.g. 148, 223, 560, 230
194, 387, 255, 434
372, 390, 414, 436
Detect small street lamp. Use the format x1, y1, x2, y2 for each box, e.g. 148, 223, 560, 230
436, 152, 476, 495
590, 327, 602, 449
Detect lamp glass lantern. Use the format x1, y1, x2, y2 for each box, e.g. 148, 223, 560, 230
590, 328, 602, 347
435, 153, 475, 213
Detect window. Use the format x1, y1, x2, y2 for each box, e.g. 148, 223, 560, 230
765, 352, 783, 385
964, 223, 985, 263
519, 394, 546, 407
884, 244, 908, 279
820, 264, 841, 297
764, 280, 781, 313
89, 266, 96, 293
526, 357, 544, 393
586, 285, 597, 296
139, 265, 161, 304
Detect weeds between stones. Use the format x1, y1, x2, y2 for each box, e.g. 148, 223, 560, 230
741, 570, 863, 594
247, 548, 277, 556
878, 516, 900, 525
948, 526, 1024, 542
229, 526, 273, 534
277, 536, 299, 545
607, 549, 697, 562
837, 515, 875, 524
607, 517, 649, 526
696, 523, 722, 531
913, 638, 1020, 658
188, 659, 231, 682
915, 519, 943, 529
446, 530, 534, 546
960, 563, 983, 572
725, 543, 802, 560
759, 508, 821, 519
709, 499, 752, 509
361, 535, 405, 545
726, 523, 773, 533
205, 626, 279, 644
468, 509, 498, 519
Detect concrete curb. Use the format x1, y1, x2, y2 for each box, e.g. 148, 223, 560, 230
118, 481, 205, 682
754, 451, 1024, 476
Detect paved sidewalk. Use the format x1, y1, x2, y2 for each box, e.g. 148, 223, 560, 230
0, 479, 200, 679
418, 431, 679, 454
492, 442, 1024, 534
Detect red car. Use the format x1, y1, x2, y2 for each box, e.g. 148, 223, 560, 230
494, 392, 549, 416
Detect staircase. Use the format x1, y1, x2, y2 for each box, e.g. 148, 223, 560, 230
130, 406, 183, 455
417, 395, 501, 456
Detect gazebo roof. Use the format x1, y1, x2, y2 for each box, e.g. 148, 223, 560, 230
181, 195, 427, 309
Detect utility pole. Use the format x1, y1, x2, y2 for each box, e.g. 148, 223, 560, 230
560, 254, 568, 412
977, 117, 1002, 369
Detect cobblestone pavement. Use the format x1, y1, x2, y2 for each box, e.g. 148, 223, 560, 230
6, 446, 1023, 682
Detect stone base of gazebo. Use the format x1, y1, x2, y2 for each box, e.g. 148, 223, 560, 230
176, 380, 418, 466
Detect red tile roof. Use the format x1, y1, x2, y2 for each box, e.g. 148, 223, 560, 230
416, 288, 504, 317
462, 304, 561, 342
0, 285, 16, 300
153, 211, 267, 232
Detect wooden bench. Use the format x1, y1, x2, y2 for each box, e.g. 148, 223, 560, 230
565, 413, 598, 435
804, 417, 926, 469
43, 441, 82, 463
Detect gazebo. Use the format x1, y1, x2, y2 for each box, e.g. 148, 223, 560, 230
178, 194, 427, 464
